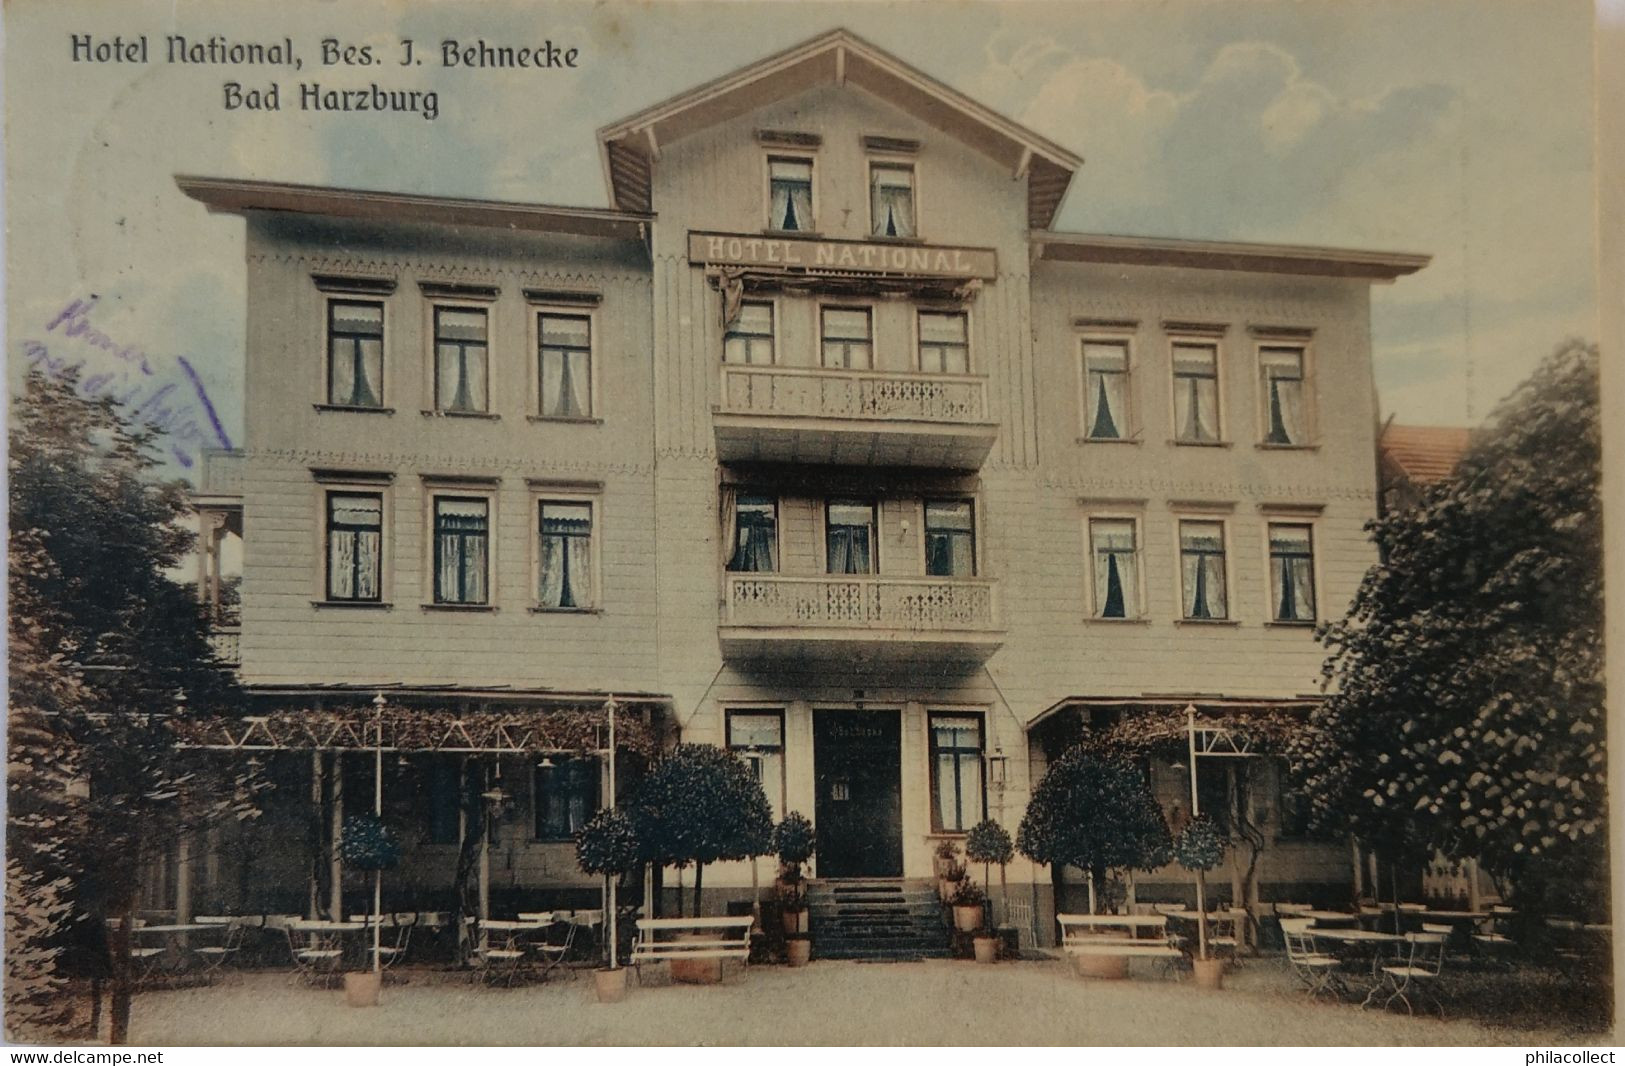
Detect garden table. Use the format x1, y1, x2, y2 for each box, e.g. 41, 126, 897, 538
1306, 927, 1406, 980
1304, 910, 1360, 926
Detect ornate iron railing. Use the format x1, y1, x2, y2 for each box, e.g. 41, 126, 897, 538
207, 625, 241, 666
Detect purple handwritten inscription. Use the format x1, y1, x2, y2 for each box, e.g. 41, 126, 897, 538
21, 296, 234, 468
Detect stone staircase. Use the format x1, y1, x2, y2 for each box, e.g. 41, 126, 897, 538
807, 879, 951, 960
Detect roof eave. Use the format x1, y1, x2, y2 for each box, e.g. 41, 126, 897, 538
1031, 231, 1431, 281
176, 175, 653, 242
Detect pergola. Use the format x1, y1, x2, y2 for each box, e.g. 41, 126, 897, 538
166, 686, 674, 950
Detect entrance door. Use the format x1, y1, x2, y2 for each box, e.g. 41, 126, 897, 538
813, 710, 903, 878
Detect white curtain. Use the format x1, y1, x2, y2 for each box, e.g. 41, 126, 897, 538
1262, 349, 1305, 444
1088, 369, 1126, 438
437, 533, 463, 602
871, 169, 915, 238
770, 183, 812, 232
827, 527, 871, 574
1270, 526, 1315, 620
720, 487, 739, 565
1092, 521, 1137, 618
539, 535, 565, 607
1175, 376, 1219, 442
1181, 546, 1226, 619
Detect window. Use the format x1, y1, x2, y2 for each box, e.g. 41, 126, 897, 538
1268, 522, 1316, 622
820, 308, 872, 369
432, 496, 489, 605
327, 300, 384, 408
535, 758, 598, 840
1260, 346, 1307, 445
1083, 340, 1131, 440
727, 711, 785, 820
925, 499, 975, 577
870, 163, 916, 238
918, 311, 969, 373
433, 307, 488, 414
724, 302, 775, 365
1089, 517, 1139, 619
1172, 342, 1221, 443
826, 500, 876, 575
727, 494, 778, 573
537, 500, 594, 609
767, 157, 813, 232
325, 492, 383, 602
929, 713, 984, 832
537, 313, 592, 418
1179, 520, 1228, 620
1274, 760, 1310, 839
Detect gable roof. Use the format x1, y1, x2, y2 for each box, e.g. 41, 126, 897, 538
597, 29, 1083, 229
1379, 422, 1472, 485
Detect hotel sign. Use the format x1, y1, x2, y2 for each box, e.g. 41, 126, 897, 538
689, 231, 997, 280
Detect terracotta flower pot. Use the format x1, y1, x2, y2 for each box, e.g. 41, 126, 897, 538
953, 904, 984, 933
938, 879, 956, 903
1192, 957, 1225, 990
972, 936, 998, 964
343, 970, 380, 1007
781, 908, 809, 934
594, 967, 628, 1003
786, 937, 812, 967
1073, 953, 1129, 980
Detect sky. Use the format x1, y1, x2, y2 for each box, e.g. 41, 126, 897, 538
4, 0, 1600, 471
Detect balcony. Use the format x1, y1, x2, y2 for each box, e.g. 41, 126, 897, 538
719, 573, 1004, 664
714, 365, 997, 469
208, 625, 241, 666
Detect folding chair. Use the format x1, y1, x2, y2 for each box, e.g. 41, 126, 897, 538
529, 913, 579, 980
1280, 918, 1345, 999
371, 913, 415, 971
285, 926, 344, 987
1363, 932, 1446, 1017
192, 919, 247, 983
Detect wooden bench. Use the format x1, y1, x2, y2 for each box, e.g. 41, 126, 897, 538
630, 916, 754, 982
1058, 914, 1183, 977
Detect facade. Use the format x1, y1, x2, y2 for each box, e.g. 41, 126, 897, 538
179, 30, 1428, 942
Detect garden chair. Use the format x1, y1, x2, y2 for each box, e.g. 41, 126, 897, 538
284, 926, 344, 987
1363, 932, 1446, 1017
370, 913, 415, 971
1280, 918, 1344, 999
1472, 906, 1516, 966
528, 913, 578, 980
192, 918, 247, 982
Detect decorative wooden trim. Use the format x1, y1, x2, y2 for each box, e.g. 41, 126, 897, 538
1256, 501, 1326, 515
757, 129, 823, 149
1248, 324, 1316, 339
1167, 499, 1237, 513
525, 477, 605, 491
523, 287, 602, 306
863, 135, 921, 155
1073, 316, 1139, 331
1162, 320, 1229, 336
1078, 496, 1149, 507
418, 281, 500, 301
312, 273, 396, 296
418, 473, 502, 487
310, 467, 394, 485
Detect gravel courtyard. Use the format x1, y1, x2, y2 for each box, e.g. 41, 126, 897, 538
126, 957, 1607, 1046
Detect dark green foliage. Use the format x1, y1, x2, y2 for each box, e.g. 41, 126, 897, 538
1018, 745, 1172, 877
627, 744, 773, 915
1293, 341, 1604, 911
8, 370, 264, 1042
574, 807, 640, 878
964, 819, 1014, 867
1173, 815, 1225, 872
339, 814, 401, 871
949, 879, 986, 907
771, 811, 816, 868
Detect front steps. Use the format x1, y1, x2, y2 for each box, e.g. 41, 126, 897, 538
807, 879, 950, 960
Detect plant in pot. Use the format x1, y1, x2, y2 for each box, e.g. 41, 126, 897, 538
628, 744, 774, 983
1174, 814, 1228, 990
1017, 744, 1173, 979
964, 819, 1014, 963
575, 806, 641, 1003
338, 813, 401, 1007
772, 812, 816, 939
936, 844, 967, 904
950, 878, 987, 935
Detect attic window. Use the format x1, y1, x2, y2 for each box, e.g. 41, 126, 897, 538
768, 157, 814, 233
869, 163, 915, 239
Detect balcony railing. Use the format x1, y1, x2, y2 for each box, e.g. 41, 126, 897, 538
207, 625, 241, 666
719, 364, 988, 424
198, 448, 246, 496
723, 573, 999, 633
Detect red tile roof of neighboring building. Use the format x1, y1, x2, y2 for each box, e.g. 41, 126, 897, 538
1380, 423, 1472, 485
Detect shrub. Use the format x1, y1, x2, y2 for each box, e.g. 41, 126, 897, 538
772, 811, 817, 869
575, 807, 640, 878
965, 820, 1014, 867
1173, 815, 1225, 872
950, 879, 986, 907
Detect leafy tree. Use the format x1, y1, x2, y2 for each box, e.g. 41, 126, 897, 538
627, 744, 773, 917
1173, 815, 1226, 960
8, 370, 263, 1043
1293, 341, 1604, 914
1018, 746, 1171, 913
965, 819, 1014, 929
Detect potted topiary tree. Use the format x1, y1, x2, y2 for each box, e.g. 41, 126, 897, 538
772, 811, 816, 943
1174, 814, 1227, 990
338, 813, 401, 1007
949, 879, 986, 934
628, 744, 774, 983
575, 807, 641, 1003
1017, 744, 1173, 979
965, 819, 1014, 964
